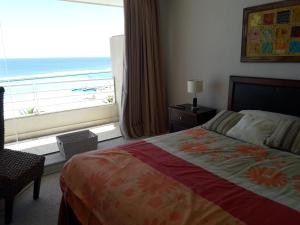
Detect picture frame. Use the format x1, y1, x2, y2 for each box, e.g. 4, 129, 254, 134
241, 0, 300, 62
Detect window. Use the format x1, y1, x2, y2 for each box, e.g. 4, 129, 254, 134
0, 0, 124, 144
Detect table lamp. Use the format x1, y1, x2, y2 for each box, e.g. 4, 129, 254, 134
187, 80, 203, 109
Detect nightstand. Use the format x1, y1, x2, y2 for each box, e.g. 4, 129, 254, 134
168, 104, 216, 132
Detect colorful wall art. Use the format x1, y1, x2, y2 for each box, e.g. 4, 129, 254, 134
241, 1, 300, 62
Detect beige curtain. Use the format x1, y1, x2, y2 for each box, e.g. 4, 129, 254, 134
120, 0, 168, 138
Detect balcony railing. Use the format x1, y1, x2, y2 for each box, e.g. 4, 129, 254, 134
0, 70, 115, 119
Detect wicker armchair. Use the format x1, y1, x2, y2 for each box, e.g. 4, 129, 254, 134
0, 87, 45, 224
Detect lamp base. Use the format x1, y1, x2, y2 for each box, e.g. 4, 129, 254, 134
192, 97, 198, 107
191, 97, 199, 111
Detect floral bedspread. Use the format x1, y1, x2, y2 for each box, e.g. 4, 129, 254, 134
60, 127, 300, 225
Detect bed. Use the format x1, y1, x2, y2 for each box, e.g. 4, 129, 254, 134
58, 76, 300, 225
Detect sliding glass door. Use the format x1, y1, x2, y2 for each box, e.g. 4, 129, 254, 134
0, 0, 124, 154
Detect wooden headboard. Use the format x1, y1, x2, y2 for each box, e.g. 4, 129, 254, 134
228, 76, 300, 117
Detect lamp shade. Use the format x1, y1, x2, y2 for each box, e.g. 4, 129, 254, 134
187, 80, 203, 94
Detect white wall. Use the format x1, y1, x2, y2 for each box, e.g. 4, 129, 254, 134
160, 0, 300, 110
110, 35, 125, 117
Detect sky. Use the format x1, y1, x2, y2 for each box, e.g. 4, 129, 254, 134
0, 0, 124, 58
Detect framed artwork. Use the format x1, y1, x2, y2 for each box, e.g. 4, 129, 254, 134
241, 0, 300, 62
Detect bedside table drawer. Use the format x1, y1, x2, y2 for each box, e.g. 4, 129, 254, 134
169, 109, 197, 125
168, 104, 216, 133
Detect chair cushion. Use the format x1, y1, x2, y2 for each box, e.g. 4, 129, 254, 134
0, 149, 45, 196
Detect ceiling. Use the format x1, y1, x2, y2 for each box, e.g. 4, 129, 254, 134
63, 0, 123, 7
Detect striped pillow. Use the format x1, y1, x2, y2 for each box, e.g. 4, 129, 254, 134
202, 110, 243, 135
265, 119, 300, 154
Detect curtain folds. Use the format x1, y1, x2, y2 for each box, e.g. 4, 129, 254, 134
121, 0, 168, 138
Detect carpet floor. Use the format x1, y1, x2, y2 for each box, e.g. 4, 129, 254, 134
0, 137, 136, 225
0, 173, 61, 225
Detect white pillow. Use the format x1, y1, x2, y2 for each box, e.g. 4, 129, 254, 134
226, 114, 276, 146
240, 110, 299, 123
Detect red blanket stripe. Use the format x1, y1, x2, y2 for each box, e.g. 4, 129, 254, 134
120, 141, 300, 225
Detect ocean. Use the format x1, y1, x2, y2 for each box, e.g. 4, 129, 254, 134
0, 57, 112, 78
0, 57, 114, 118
